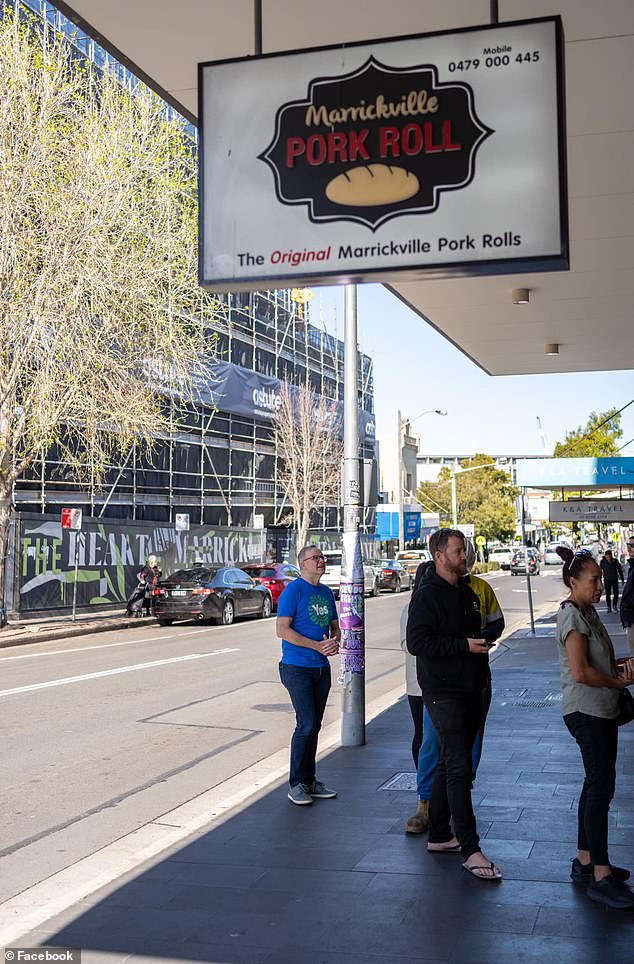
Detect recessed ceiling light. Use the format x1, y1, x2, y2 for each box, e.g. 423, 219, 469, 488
512, 288, 530, 304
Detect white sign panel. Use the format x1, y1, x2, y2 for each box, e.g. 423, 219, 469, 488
199, 17, 567, 291
549, 500, 634, 523
456, 523, 475, 538
174, 513, 190, 532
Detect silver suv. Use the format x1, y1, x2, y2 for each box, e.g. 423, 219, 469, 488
320, 550, 380, 598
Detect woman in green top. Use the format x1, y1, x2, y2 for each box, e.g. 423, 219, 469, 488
555, 546, 634, 909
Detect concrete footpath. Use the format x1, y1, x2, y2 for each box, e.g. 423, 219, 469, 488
4, 610, 634, 963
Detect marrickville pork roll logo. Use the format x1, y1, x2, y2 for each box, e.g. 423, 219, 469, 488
260, 58, 493, 230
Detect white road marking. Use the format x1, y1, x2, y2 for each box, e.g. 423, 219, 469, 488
0, 680, 406, 947
0, 625, 225, 662
0, 649, 239, 699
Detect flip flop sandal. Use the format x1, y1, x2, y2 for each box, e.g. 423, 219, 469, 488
463, 860, 503, 880
427, 841, 461, 853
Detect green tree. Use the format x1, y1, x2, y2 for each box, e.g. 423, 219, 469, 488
553, 409, 623, 457
0, 12, 212, 609
416, 454, 518, 543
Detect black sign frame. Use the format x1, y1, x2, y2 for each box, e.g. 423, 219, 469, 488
198, 16, 568, 292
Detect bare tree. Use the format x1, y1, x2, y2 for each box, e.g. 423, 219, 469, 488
0, 13, 212, 608
273, 381, 343, 555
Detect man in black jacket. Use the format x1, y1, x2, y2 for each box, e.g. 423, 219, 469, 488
600, 549, 624, 613
407, 528, 501, 880
620, 538, 634, 655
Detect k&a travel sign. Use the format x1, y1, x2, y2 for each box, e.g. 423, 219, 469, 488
549, 500, 634, 523
199, 17, 567, 291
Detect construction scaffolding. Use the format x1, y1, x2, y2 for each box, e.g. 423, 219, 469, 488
8, 1, 376, 535
14, 290, 375, 530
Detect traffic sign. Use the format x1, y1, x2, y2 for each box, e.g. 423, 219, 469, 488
61, 508, 82, 530
456, 523, 475, 539
475, 535, 486, 547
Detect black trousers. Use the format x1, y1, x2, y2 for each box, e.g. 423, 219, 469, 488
407, 694, 424, 768
564, 711, 618, 866
424, 691, 486, 861
279, 662, 331, 788
605, 581, 619, 608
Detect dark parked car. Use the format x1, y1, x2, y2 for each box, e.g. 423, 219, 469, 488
377, 559, 412, 593
510, 548, 541, 576
242, 562, 300, 608
152, 565, 272, 626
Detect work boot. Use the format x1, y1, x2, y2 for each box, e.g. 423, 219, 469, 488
405, 799, 429, 834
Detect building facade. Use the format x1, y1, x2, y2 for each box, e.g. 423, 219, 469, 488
10, 1, 376, 534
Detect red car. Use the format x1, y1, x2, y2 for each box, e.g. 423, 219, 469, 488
242, 562, 300, 608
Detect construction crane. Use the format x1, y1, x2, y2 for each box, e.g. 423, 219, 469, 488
536, 416, 550, 452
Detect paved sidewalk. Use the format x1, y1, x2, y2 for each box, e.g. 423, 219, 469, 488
9, 611, 634, 963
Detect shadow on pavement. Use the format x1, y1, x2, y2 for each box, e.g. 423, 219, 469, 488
24, 610, 634, 963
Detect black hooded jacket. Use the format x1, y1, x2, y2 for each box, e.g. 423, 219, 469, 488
406, 563, 489, 698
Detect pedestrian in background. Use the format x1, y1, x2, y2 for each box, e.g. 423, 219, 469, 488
600, 549, 623, 613
407, 528, 501, 879
140, 554, 162, 616
619, 537, 634, 655
555, 546, 634, 909
276, 546, 339, 806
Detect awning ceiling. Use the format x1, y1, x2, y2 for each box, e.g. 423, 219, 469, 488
56, 0, 634, 376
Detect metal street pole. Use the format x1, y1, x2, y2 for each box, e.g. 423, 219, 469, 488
340, 284, 365, 747
71, 531, 80, 623
521, 487, 536, 634
451, 470, 458, 526
397, 410, 405, 552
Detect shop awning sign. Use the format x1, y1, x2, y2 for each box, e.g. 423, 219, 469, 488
199, 16, 567, 291
549, 500, 634, 523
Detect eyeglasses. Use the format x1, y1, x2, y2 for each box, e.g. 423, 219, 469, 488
628, 543, 634, 548
304, 553, 325, 562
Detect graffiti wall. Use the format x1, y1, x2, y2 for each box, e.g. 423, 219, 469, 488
14, 513, 266, 613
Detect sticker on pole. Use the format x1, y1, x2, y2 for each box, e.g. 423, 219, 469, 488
175, 513, 191, 532
61, 508, 82, 530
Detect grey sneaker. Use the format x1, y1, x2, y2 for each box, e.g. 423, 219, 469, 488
308, 780, 337, 799
288, 783, 313, 806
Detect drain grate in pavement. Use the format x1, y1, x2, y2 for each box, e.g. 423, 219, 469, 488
512, 692, 562, 709
378, 772, 417, 792
251, 703, 293, 713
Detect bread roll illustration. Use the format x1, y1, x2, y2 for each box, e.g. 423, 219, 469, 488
325, 164, 419, 207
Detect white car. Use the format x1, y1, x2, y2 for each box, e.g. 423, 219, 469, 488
544, 543, 564, 565
395, 549, 432, 580
488, 546, 514, 570
320, 550, 380, 598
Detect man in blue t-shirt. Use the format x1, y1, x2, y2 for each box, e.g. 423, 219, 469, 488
277, 545, 340, 806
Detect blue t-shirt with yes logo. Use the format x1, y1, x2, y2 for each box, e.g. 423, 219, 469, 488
278, 577, 337, 667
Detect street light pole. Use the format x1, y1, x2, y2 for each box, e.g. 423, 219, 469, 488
399, 409, 447, 549
449, 461, 491, 527
397, 409, 405, 552
340, 284, 365, 747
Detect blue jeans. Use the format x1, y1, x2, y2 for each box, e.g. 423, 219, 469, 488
417, 684, 491, 800
279, 661, 331, 788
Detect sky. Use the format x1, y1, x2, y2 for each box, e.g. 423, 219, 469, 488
311, 284, 634, 458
